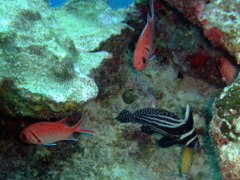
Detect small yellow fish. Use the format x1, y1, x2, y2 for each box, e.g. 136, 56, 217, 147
181, 146, 193, 175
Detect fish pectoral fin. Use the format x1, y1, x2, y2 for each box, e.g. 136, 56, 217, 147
149, 45, 156, 60
149, 55, 155, 61
157, 137, 179, 148
141, 126, 154, 134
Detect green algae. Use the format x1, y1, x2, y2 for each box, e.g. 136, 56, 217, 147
122, 90, 137, 104
214, 78, 240, 142
220, 121, 235, 141
155, 37, 166, 50
170, 24, 203, 52
215, 84, 240, 121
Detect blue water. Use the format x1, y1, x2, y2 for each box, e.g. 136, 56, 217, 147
50, 0, 68, 7
109, 0, 134, 9
50, 0, 134, 9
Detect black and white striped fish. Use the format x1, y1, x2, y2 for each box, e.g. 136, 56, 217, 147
116, 105, 199, 148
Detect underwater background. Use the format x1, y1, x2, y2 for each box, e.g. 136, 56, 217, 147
0, 0, 239, 179
50, 0, 134, 9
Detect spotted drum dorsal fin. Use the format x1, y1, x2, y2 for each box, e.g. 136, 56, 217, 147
178, 105, 199, 148
183, 105, 190, 121
133, 108, 182, 126
183, 104, 193, 127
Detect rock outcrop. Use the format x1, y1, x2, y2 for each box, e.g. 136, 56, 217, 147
0, 0, 131, 118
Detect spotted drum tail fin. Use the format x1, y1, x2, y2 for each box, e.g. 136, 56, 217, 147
116, 110, 136, 123
72, 115, 95, 134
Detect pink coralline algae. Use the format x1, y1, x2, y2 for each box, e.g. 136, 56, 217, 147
204, 27, 225, 48
191, 47, 209, 67
163, 0, 206, 25
182, 0, 206, 24
163, 0, 240, 64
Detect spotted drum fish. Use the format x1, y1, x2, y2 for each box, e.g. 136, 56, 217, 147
116, 105, 199, 148
133, 0, 155, 70
20, 115, 95, 145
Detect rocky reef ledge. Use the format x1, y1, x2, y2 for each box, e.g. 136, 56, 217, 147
210, 77, 240, 180
0, 0, 130, 118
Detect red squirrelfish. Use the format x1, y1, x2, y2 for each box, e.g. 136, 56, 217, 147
20, 115, 95, 145
216, 57, 237, 85
133, 0, 155, 70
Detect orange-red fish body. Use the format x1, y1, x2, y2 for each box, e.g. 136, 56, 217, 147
216, 57, 237, 85
20, 116, 95, 145
133, 0, 155, 70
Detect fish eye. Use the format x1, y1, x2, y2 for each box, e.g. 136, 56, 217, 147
142, 57, 146, 64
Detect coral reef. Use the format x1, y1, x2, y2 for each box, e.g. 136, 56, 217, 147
203, 0, 240, 64
0, 0, 130, 118
157, 0, 240, 178
0, 0, 239, 179
163, 0, 240, 64
210, 77, 240, 180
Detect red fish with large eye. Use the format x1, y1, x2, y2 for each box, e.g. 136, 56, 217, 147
133, 0, 155, 70
20, 115, 95, 145
216, 57, 237, 85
